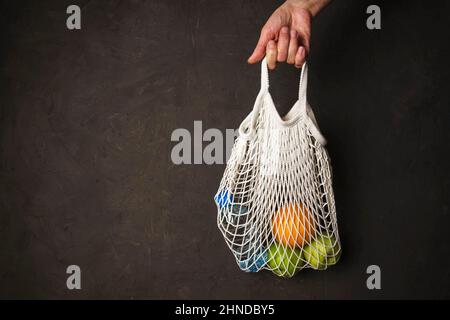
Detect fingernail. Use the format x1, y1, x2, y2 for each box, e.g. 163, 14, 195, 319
299, 46, 305, 55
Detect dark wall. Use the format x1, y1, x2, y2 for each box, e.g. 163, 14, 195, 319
1, 0, 449, 299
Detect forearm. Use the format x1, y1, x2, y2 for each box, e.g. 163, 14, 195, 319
285, 0, 332, 17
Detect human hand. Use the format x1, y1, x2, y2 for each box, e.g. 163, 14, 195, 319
248, 0, 331, 69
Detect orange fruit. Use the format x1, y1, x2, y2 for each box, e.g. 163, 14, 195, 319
272, 203, 315, 248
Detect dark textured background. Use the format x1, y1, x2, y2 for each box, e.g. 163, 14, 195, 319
1, 0, 450, 299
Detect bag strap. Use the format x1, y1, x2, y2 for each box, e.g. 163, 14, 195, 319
298, 61, 308, 107
240, 57, 309, 138
260, 57, 270, 91
260, 56, 308, 102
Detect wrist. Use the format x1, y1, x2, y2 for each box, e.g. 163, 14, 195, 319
284, 0, 331, 17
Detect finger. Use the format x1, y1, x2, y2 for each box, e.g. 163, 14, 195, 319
248, 26, 276, 64
266, 40, 277, 70
287, 29, 298, 64
291, 12, 312, 56
277, 26, 289, 62
294, 46, 306, 68
297, 29, 311, 56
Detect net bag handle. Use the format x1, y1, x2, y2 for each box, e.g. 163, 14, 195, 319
239, 57, 326, 145
261, 56, 309, 103
239, 57, 308, 137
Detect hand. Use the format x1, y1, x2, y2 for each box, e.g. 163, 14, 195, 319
248, 0, 331, 69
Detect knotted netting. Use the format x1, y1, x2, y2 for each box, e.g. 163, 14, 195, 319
215, 58, 341, 277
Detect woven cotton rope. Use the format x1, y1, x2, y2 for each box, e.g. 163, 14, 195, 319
215, 58, 341, 277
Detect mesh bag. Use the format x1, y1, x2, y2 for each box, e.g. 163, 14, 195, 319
214, 58, 341, 277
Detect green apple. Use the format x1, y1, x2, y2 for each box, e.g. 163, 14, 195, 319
320, 235, 341, 265
267, 243, 304, 278
303, 240, 327, 269
304, 235, 340, 269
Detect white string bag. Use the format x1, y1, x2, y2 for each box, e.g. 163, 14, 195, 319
215, 58, 341, 277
